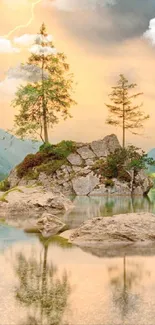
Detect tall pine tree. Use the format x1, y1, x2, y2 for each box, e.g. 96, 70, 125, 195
13, 23, 76, 142
105, 74, 149, 147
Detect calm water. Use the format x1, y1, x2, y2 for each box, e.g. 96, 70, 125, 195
64, 191, 155, 228
1, 194, 155, 324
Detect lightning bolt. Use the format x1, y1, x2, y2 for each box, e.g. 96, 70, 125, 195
1, 0, 42, 39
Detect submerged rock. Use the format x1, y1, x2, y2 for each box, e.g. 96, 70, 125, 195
70, 213, 155, 246
37, 213, 67, 237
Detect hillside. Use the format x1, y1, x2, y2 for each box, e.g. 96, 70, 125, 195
0, 129, 40, 176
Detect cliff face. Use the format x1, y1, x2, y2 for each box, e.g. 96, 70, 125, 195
7, 134, 153, 196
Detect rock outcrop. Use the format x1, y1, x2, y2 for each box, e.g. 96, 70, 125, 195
69, 213, 155, 247
7, 134, 153, 196
0, 186, 73, 221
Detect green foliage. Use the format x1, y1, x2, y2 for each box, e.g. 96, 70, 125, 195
37, 159, 65, 175
92, 146, 155, 182
106, 74, 149, 147
0, 178, 10, 192
50, 140, 76, 158
12, 23, 77, 142
40, 140, 76, 158
104, 179, 115, 188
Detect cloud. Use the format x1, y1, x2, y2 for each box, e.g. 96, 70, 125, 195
0, 38, 20, 53
46, 0, 116, 11
0, 62, 50, 98
14, 33, 53, 47
7, 64, 49, 82
143, 18, 155, 46
14, 34, 38, 47
46, 0, 155, 48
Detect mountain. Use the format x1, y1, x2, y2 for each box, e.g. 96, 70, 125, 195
0, 129, 40, 176
147, 148, 155, 173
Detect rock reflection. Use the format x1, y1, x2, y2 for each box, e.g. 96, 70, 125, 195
108, 256, 149, 322
14, 236, 71, 325
65, 195, 155, 228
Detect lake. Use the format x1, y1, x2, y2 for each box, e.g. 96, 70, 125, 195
1, 193, 155, 325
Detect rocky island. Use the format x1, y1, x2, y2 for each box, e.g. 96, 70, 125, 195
5, 134, 153, 197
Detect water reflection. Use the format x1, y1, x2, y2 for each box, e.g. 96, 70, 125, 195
64, 194, 155, 228
14, 236, 71, 325
108, 256, 150, 324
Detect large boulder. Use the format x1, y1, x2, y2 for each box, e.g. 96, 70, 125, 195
133, 170, 154, 195
90, 134, 121, 158
0, 186, 73, 221
70, 213, 155, 247
37, 213, 67, 237
72, 173, 99, 195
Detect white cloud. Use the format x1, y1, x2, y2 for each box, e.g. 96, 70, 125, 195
0, 38, 20, 53
143, 18, 155, 46
14, 33, 53, 47
45, 0, 116, 11
14, 34, 38, 47
0, 78, 22, 98
29, 44, 57, 56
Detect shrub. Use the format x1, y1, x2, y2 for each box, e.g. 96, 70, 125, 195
92, 146, 155, 182
0, 178, 10, 192
104, 179, 115, 187
17, 152, 47, 178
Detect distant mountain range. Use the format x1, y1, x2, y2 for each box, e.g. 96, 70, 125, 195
0, 129, 40, 178
147, 148, 155, 174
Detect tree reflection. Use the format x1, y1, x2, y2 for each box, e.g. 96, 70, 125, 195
108, 256, 148, 322
14, 236, 71, 325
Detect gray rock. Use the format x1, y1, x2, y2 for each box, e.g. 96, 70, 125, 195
77, 146, 95, 160
89, 184, 108, 196
72, 173, 99, 195
85, 159, 95, 166
67, 153, 83, 166
0, 186, 73, 220
37, 213, 66, 237
72, 166, 83, 173
90, 134, 121, 158
70, 213, 155, 246
133, 170, 154, 195
8, 168, 20, 188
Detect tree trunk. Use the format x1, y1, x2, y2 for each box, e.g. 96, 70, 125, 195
122, 88, 125, 148
42, 57, 49, 143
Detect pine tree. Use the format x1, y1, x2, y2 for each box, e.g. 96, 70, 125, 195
105, 74, 149, 148
12, 23, 76, 143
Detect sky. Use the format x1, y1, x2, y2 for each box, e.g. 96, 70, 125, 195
0, 0, 155, 150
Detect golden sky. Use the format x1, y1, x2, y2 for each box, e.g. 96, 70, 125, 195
0, 0, 155, 151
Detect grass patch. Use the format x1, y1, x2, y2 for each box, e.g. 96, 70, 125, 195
0, 178, 10, 192
37, 159, 66, 175
0, 187, 23, 203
